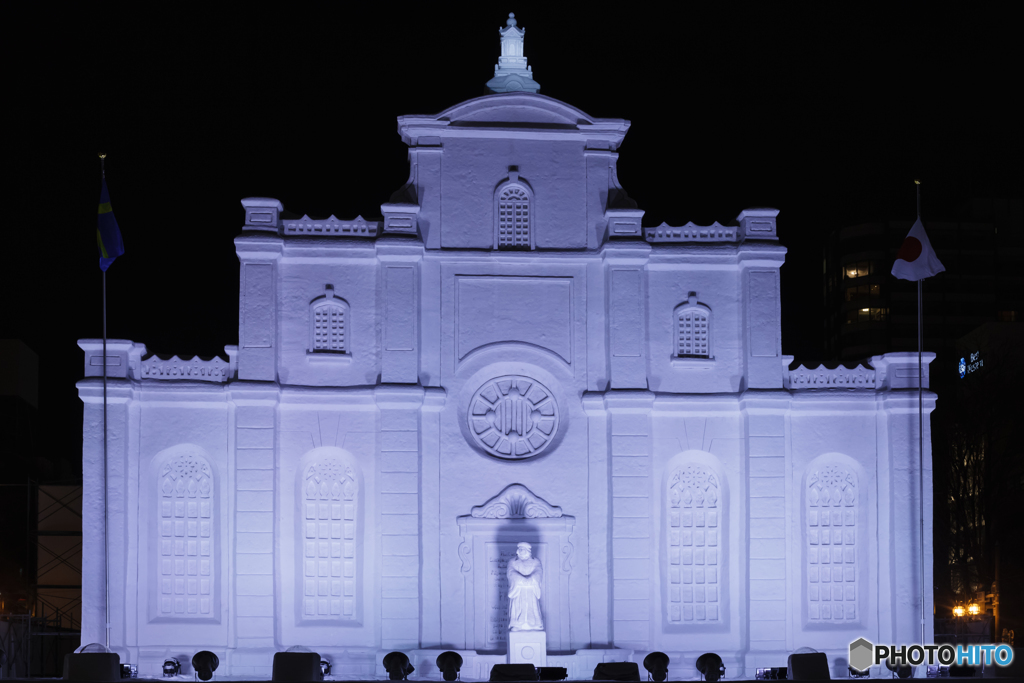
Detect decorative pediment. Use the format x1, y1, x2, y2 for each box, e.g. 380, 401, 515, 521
470, 484, 562, 519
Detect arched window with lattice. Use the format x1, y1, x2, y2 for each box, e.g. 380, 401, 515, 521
309, 285, 349, 354
666, 460, 723, 623
806, 460, 859, 623
494, 173, 534, 250
301, 456, 359, 620
158, 452, 214, 617
674, 293, 712, 359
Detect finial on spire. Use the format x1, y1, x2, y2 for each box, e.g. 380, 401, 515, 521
485, 12, 540, 94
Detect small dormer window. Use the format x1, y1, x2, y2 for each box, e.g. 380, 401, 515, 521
495, 170, 534, 250
674, 293, 712, 359
309, 285, 349, 354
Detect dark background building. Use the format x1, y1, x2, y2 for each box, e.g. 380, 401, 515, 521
823, 199, 1024, 642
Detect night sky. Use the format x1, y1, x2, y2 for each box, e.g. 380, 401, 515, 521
6, 6, 1021, 468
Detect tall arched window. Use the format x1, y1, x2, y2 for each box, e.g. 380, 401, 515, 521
494, 172, 534, 250
302, 455, 359, 620
158, 452, 214, 616
309, 285, 349, 354
806, 460, 859, 623
674, 293, 712, 359
666, 460, 723, 623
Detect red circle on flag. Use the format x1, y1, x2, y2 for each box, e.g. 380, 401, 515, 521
897, 236, 922, 262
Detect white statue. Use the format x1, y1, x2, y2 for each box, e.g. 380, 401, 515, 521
507, 542, 544, 631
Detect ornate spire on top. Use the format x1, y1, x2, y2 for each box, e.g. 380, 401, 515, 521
485, 13, 540, 94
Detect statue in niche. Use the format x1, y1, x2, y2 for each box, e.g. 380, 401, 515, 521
507, 542, 544, 631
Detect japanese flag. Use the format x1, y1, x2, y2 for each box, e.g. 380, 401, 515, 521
891, 217, 945, 281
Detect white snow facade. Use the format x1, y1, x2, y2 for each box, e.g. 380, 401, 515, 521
77, 90, 935, 679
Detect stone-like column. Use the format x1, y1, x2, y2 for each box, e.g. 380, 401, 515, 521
376, 386, 426, 651
606, 391, 654, 649
231, 386, 279, 650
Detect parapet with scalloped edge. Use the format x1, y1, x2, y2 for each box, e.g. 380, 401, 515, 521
78, 340, 238, 383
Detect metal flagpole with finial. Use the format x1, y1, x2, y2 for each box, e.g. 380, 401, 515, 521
892, 178, 944, 652
99, 152, 111, 650
915, 179, 926, 648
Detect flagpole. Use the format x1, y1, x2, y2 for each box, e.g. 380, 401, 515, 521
99, 153, 111, 650
916, 179, 926, 647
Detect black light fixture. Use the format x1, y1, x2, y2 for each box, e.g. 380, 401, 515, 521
383, 652, 415, 681
696, 653, 726, 682
162, 658, 181, 677
848, 665, 869, 679
320, 659, 332, 677
436, 651, 463, 681
786, 652, 829, 681
272, 652, 324, 682
643, 652, 670, 682
490, 663, 537, 681
538, 667, 568, 681
885, 660, 912, 679
63, 644, 121, 682
192, 651, 220, 682
593, 662, 641, 681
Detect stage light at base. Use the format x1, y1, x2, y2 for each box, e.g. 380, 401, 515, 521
384, 652, 415, 681
192, 651, 220, 682
886, 659, 912, 679
162, 658, 181, 677
320, 659, 332, 677
436, 651, 463, 681
538, 667, 568, 681
63, 650, 121, 682
490, 663, 537, 681
593, 662, 640, 681
787, 652, 829, 681
273, 651, 324, 682
849, 664, 869, 678
696, 653, 726, 682
643, 652, 670, 682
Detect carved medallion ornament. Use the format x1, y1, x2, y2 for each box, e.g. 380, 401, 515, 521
468, 376, 558, 459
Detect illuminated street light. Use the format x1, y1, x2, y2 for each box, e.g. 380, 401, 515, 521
953, 605, 965, 617
968, 603, 980, 616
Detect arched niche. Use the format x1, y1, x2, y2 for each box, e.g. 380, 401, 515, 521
457, 484, 574, 653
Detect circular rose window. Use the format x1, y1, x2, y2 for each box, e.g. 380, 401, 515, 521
467, 375, 559, 460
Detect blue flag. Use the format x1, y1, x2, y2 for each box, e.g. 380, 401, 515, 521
97, 178, 124, 271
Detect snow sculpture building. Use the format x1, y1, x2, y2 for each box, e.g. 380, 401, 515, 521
77, 14, 935, 680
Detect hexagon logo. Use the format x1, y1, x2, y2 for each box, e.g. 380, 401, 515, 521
849, 638, 874, 673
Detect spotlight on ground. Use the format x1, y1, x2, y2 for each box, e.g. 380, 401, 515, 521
491, 664, 537, 681
787, 651, 829, 681
886, 660, 912, 679
162, 658, 181, 677
383, 652, 415, 681
320, 659, 332, 677
192, 651, 220, 682
436, 651, 463, 681
696, 653, 726, 682
643, 652, 670, 682
273, 652, 324, 682
593, 662, 641, 681
63, 644, 121, 682
538, 667, 568, 681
